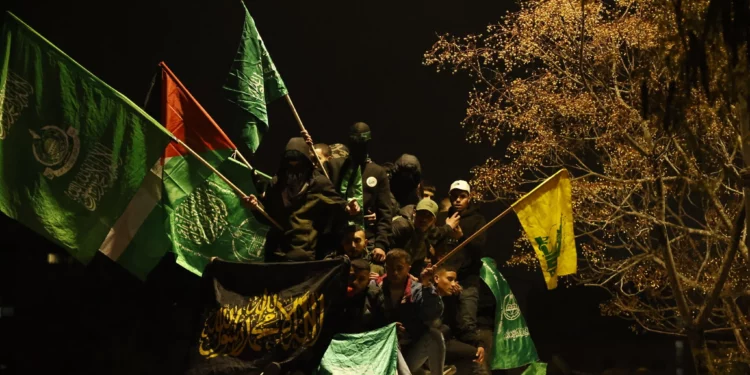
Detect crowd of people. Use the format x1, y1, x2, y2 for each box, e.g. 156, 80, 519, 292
240, 122, 489, 375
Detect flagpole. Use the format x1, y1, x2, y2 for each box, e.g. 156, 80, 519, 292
433, 170, 568, 267
155, 63, 281, 229
167, 134, 284, 231
232, 149, 255, 172
284, 95, 331, 180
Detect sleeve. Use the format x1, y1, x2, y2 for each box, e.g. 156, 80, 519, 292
466, 216, 488, 258
389, 217, 412, 249
287, 177, 349, 255
374, 168, 394, 251
456, 323, 482, 348
417, 284, 444, 325
365, 282, 386, 329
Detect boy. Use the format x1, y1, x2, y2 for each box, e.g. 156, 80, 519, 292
337, 259, 373, 333
367, 249, 456, 375
434, 265, 488, 374
338, 225, 384, 275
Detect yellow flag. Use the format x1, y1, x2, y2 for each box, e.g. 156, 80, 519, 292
512, 169, 576, 289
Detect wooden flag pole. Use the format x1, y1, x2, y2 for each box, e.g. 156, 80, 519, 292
168, 134, 284, 231
284, 95, 331, 180
434, 205, 515, 267
159, 62, 258, 173
157, 63, 281, 228
433, 170, 569, 267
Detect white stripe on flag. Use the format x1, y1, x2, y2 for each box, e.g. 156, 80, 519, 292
99, 161, 163, 261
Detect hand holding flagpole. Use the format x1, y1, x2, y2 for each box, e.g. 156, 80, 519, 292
168, 135, 284, 231
434, 169, 577, 290
284, 95, 331, 180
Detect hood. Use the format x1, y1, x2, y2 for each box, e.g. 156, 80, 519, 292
394, 154, 422, 176
285, 137, 313, 162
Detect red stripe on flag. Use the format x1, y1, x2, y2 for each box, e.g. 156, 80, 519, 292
160, 62, 236, 157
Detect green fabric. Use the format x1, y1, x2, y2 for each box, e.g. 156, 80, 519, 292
170, 157, 269, 276
108, 164, 171, 280
0, 12, 170, 264
223, 1, 288, 153
339, 163, 364, 227
316, 323, 399, 375
480, 257, 540, 370
115, 203, 170, 280
521, 362, 547, 375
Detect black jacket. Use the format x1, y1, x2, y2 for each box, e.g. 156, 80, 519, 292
326, 157, 393, 251
260, 138, 349, 261
434, 203, 487, 280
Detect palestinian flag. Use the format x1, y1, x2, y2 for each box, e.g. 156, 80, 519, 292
102, 62, 268, 279
160, 62, 268, 276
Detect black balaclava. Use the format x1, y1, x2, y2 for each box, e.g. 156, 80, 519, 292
391, 154, 422, 207
280, 137, 313, 207
347, 122, 371, 164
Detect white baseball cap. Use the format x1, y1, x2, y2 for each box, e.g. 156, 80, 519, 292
449, 180, 471, 194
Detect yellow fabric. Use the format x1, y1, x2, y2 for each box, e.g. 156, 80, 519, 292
512, 169, 577, 289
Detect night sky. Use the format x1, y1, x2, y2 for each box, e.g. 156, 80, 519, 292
1, 1, 686, 374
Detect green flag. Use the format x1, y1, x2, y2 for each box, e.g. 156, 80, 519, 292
158, 62, 268, 277
100, 63, 271, 279
98, 161, 171, 280
480, 257, 539, 370
0, 12, 170, 264
170, 158, 269, 276
339, 164, 364, 227
522, 362, 548, 375
224, 1, 288, 153
316, 323, 400, 375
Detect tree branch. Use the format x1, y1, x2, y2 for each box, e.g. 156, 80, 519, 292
695, 207, 745, 328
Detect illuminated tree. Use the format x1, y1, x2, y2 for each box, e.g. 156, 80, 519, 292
425, 0, 750, 372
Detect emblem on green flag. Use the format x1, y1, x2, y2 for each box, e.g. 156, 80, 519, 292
0, 12, 170, 264
171, 158, 269, 275
480, 257, 540, 370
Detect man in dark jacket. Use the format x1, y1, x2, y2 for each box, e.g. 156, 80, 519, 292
390, 198, 441, 278
242, 137, 357, 261
327, 122, 393, 263
388, 154, 422, 209
434, 180, 487, 372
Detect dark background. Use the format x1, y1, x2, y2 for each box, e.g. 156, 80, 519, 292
0, 1, 686, 374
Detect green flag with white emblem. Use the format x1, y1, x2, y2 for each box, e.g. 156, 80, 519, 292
480, 257, 539, 370
0, 12, 170, 264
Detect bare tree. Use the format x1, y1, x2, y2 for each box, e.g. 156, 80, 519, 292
425, 0, 750, 372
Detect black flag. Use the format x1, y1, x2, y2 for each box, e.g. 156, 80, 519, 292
186, 258, 349, 375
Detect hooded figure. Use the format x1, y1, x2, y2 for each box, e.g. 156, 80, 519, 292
327, 122, 394, 260
259, 137, 349, 261
389, 154, 422, 209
